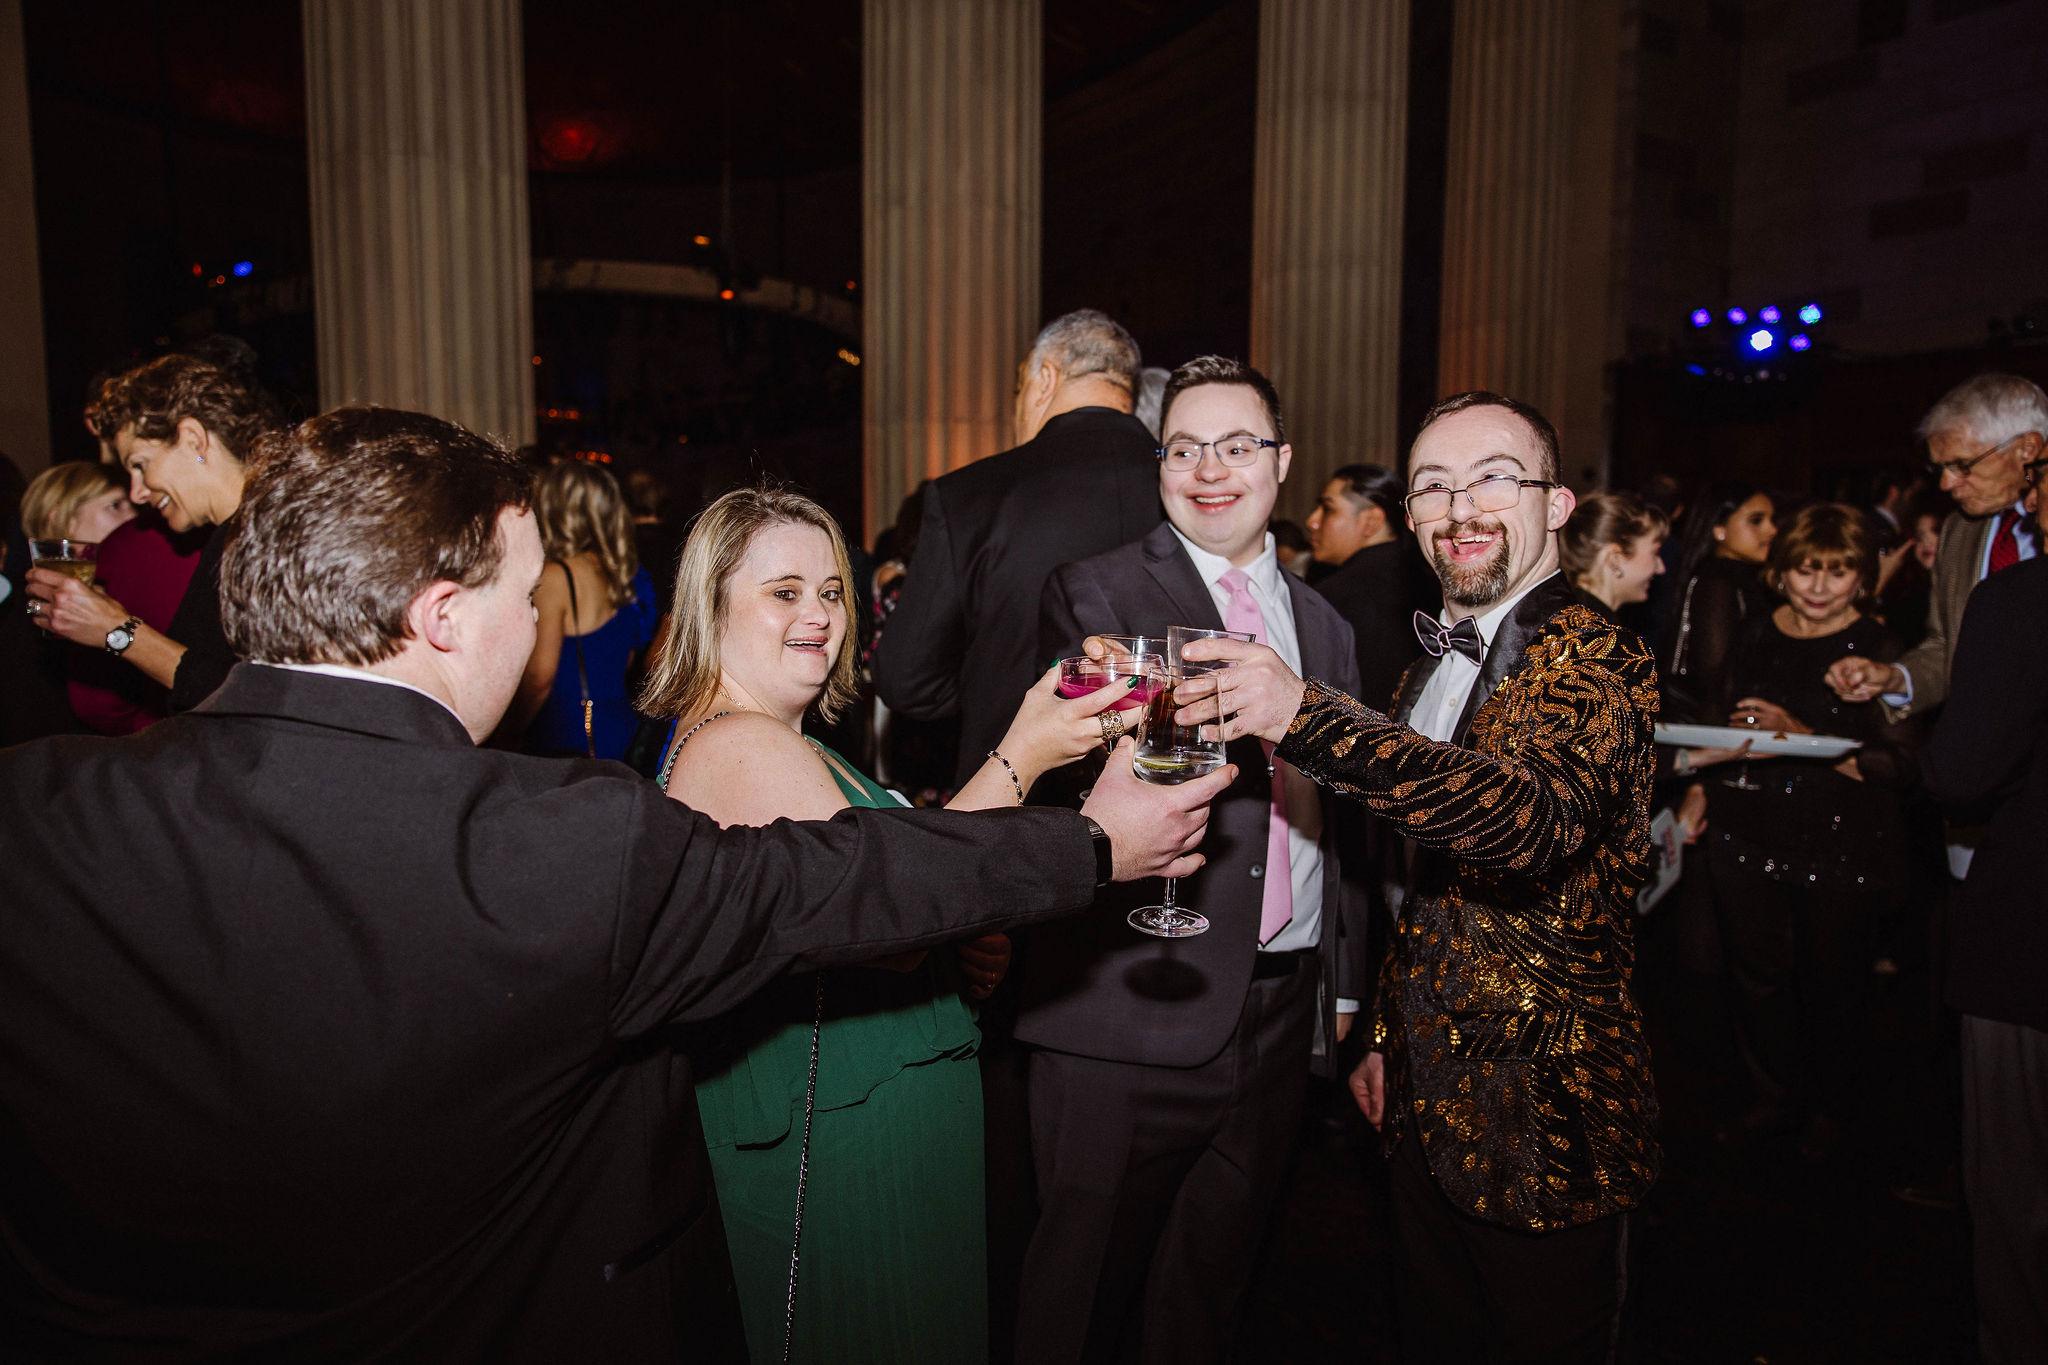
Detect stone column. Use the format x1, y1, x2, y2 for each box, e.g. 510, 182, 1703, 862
303, 0, 534, 445
1436, 0, 1577, 430
1251, 0, 1408, 510
0, 0, 50, 470
862, 0, 1040, 542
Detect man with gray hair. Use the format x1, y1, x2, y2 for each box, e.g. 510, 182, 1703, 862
1829, 373, 2045, 725
875, 308, 1160, 788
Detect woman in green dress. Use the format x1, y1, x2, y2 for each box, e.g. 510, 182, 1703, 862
640, 487, 1126, 1362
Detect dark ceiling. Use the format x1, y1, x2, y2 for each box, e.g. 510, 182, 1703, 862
27, 0, 1233, 183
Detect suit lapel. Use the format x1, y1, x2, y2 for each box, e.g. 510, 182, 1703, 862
1392, 650, 1443, 725
1283, 572, 1344, 680
1139, 523, 1227, 634
1450, 573, 1578, 746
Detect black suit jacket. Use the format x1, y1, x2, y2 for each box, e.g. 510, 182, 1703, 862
1312, 540, 1433, 712
1921, 556, 2048, 1032
872, 407, 1161, 788
1283, 575, 1662, 1231
0, 665, 1098, 1361
1021, 522, 1368, 1069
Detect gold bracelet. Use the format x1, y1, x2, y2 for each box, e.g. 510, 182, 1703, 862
987, 749, 1024, 803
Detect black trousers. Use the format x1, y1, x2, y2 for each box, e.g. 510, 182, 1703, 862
1960, 1013, 2048, 1365
1706, 845, 1870, 1123
1387, 1115, 1631, 1364
1015, 954, 1317, 1365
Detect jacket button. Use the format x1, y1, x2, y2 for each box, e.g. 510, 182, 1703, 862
1250, 864, 1264, 878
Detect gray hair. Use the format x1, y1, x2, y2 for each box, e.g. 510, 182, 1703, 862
1132, 366, 1171, 438
1916, 373, 2048, 448
1025, 309, 1141, 396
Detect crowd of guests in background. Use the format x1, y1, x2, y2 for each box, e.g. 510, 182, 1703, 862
2, 319, 2043, 1365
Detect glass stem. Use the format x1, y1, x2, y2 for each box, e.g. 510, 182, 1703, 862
1160, 877, 1178, 909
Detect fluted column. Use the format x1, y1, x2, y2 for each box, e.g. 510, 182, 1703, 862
0, 0, 49, 470
863, 0, 1041, 542
303, 0, 534, 445
1437, 0, 1575, 428
1251, 0, 1407, 508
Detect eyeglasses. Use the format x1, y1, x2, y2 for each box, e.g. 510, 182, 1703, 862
1156, 436, 1281, 472
1926, 432, 2031, 480
1403, 473, 1559, 522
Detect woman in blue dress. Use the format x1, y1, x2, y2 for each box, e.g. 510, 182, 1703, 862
506, 459, 658, 759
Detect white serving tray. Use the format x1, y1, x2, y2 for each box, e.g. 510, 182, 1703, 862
1653, 722, 1862, 759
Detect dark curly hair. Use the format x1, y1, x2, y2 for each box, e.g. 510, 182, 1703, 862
90, 353, 280, 464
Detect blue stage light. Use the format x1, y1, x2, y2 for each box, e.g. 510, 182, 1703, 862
1759, 305, 1781, 324
1748, 328, 1777, 353
1686, 363, 1707, 376
1788, 333, 1812, 352
231, 260, 253, 277
1798, 303, 1822, 325
1727, 307, 1749, 325
1689, 308, 1712, 328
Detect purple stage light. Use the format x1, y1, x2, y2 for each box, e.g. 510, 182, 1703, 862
1798, 303, 1822, 325
1727, 307, 1749, 325
1689, 308, 1712, 328
1788, 333, 1812, 352
1759, 305, 1781, 324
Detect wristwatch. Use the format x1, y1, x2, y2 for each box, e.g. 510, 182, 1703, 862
1081, 815, 1114, 886
105, 617, 141, 655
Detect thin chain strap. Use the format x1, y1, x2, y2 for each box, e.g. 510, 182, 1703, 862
656, 710, 732, 789
782, 972, 824, 1363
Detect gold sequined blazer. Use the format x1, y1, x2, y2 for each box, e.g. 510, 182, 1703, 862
1276, 574, 1661, 1231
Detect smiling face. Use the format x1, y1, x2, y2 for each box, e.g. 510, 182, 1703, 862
114, 418, 239, 533
1714, 493, 1777, 564
1780, 556, 1861, 628
68, 485, 137, 542
1405, 405, 1574, 615
1158, 382, 1292, 566
718, 520, 849, 722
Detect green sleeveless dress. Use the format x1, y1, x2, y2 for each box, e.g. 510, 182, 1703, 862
681, 739, 988, 1363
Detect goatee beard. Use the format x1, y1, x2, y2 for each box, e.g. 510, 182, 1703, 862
1431, 524, 1513, 609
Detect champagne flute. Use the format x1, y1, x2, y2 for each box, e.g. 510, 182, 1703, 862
1126, 659, 1230, 938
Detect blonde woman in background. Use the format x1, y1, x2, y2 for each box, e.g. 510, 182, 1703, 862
505, 459, 658, 758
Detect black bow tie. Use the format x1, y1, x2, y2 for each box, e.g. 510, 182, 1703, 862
1414, 611, 1485, 665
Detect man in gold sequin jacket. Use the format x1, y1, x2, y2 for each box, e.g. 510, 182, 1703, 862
1181, 392, 1660, 1364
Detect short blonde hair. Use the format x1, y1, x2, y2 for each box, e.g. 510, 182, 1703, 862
21, 461, 125, 540
532, 459, 639, 607
638, 486, 860, 724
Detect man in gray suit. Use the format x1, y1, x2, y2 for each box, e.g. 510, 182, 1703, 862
1828, 373, 2044, 876
1016, 357, 1367, 1364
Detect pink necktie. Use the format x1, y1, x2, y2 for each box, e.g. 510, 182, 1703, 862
1219, 569, 1293, 944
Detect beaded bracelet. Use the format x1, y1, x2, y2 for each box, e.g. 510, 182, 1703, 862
988, 749, 1024, 803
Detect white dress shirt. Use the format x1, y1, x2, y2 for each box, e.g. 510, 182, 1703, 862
1406, 576, 1552, 744
1166, 528, 1330, 960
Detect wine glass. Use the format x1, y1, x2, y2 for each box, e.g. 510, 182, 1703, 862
1056, 652, 1162, 727
1126, 659, 1231, 938
1722, 713, 1765, 792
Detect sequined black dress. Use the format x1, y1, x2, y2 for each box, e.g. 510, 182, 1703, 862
1705, 611, 1909, 893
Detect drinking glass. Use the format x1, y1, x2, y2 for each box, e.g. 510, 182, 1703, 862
27, 539, 98, 603
1057, 652, 1162, 723
1166, 625, 1255, 744
1126, 659, 1231, 938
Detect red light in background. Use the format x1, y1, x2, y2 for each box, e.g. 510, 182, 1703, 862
719, 288, 736, 301
190, 263, 203, 277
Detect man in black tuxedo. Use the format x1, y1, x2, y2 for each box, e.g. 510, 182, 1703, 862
1305, 462, 1432, 710
1920, 447, 2048, 1365
873, 308, 1160, 791
1016, 357, 1366, 1364
0, 406, 1229, 1362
